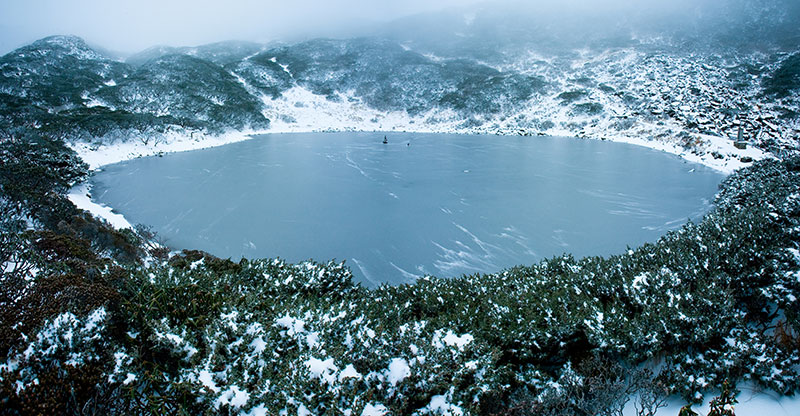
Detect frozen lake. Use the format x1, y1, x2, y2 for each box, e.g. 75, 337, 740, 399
90, 132, 724, 286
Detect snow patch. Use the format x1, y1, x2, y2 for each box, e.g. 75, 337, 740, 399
67, 183, 132, 230
433, 329, 474, 351
361, 403, 389, 416
214, 385, 249, 409
305, 356, 338, 384
339, 364, 363, 381
386, 358, 411, 386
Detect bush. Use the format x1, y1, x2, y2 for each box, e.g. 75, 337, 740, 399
573, 102, 604, 115
558, 90, 588, 104
763, 53, 800, 97
3, 119, 800, 414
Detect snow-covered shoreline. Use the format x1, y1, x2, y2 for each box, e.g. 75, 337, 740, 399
66, 123, 768, 231
67, 183, 133, 230
69, 124, 769, 175
68, 129, 259, 171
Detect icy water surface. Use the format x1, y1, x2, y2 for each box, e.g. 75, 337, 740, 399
91, 132, 724, 286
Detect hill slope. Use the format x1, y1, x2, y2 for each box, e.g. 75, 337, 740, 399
2, 30, 798, 162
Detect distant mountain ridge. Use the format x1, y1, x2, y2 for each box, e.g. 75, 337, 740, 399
1, 23, 798, 157
125, 40, 267, 67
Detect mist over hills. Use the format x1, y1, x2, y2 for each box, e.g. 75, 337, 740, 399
381, 0, 800, 60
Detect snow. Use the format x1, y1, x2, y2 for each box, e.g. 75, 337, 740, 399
305, 357, 338, 384
260, 86, 462, 135
298, 404, 312, 416
214, 385, 250, 409
386, 358, 411, 386
275, 314, 306, 336
622, 383, 800, 416
244, 404, 269, 416
82, 308, 107, 333
153, 328, 198, 358
164, 333, 184, 345
305, 332, 320, 349
110, 351, 130, 381
610, 132, 770, 175
420, 394, 464, 416
198, 370, 220, 393
434, 330, 474, 351
123, 373, 136, 385
69, 129, 256, 171
632, 273, 649, 290
67, 183, 132, 230
250, 336, 267, 354
339, 364, 363, 381
361, 403, 389, 416
442, 331, 474, 351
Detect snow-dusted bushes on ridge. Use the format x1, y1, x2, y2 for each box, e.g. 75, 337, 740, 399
2, 137, 800, 414
36, 158, 793, 414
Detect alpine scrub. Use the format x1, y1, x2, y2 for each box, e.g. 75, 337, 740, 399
2, 144, 799, 414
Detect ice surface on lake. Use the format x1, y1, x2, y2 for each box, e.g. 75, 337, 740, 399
90, 132, 724, 286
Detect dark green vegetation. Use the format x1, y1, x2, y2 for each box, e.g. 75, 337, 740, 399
0, 35, 546, 143
2, 31, 799, 157
95, 54, 268, 132
0, 36, 270, 140
763, 53, 800, 98
253, 38, 544, 116
2, 118, 800, 414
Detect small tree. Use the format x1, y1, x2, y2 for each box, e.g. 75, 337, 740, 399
707, 380, 738, 416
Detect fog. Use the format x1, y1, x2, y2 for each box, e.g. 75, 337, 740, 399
0, 0, 797, 55
0, 0, 480, 54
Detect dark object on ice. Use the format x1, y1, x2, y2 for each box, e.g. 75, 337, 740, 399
734, 126, 747, 149
740, 156, 754, 163
383, 136, 388, 144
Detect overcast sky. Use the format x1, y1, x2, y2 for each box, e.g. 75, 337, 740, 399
1, 0, 796, 55
0, 0, 481, 54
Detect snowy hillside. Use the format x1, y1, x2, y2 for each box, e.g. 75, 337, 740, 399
1, 29, 798, 172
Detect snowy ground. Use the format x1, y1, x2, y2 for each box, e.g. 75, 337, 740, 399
69, 129, 257, 171
622, 384, 800, 416
67, 183, 132, 230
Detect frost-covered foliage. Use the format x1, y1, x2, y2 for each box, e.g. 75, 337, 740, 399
1, 32, 798, 155
0, 36, 128, 109
0, 308, 118, 414
246, 38, 544, 117
3, 156, 797, 414
0, 36, 269, 140
763, 53, 800, 98
95, 54, 269, 132
126, 40, 265, 67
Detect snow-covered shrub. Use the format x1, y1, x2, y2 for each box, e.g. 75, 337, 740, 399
0, 308, 114, 413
